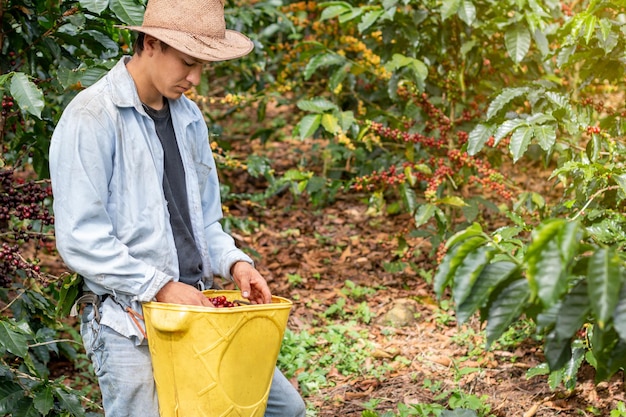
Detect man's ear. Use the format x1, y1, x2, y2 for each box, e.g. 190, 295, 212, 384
143, 34, 160, 54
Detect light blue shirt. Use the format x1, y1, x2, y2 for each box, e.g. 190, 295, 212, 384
49, 57, 253, 341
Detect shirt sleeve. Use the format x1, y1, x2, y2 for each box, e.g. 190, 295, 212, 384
49, 103, 172, 302
192, 120, 254, 279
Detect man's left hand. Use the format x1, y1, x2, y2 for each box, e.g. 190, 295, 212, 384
230, 261, 272, 304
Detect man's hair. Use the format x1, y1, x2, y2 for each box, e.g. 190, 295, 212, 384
133, 32, 169, 55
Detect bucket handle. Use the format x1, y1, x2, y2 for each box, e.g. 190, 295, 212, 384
149, 309, 192, 333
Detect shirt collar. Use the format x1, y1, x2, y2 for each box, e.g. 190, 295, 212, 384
108, 56, 143, 110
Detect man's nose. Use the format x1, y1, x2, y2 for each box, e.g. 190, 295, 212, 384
187, 66, 203, 86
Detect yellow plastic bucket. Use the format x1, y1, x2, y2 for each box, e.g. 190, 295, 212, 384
142, 290, 293, 417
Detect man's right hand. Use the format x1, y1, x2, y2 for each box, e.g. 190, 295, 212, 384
155, 281, 213, 307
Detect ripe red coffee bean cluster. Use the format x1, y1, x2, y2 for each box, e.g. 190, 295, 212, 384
0, 169, 53, 224
2, 95, 14, 117
207, 295, 236, 308
0, 169, 53, 288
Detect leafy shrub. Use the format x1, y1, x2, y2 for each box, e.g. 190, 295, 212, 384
0, 1, 141, 414
273, 0, 626, 389
437, 0, 626, 387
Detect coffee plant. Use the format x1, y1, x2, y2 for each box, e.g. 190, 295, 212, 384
268, 0, 564, 252
436, 0, 626, 388
0, 1, 142, 415
273, 0, 626, 389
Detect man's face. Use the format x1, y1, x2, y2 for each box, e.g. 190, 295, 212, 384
149, 40, 207, 100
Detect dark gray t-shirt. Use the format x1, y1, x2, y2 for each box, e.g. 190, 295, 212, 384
143, 100, 203, 285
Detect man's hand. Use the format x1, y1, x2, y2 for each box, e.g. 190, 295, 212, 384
231, 261, 272, 304
155, 281, 213, 307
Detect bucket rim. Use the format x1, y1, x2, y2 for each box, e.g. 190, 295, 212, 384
143, 290, 292, 313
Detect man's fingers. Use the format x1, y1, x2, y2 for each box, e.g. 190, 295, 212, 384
240, 283, 251, 300
199, 294, 214, 307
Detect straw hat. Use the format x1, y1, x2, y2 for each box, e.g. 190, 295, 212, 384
120, 0, 254, 62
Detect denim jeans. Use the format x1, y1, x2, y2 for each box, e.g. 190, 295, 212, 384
81, 306, 306, 417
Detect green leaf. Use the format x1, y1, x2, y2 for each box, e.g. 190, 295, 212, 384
532, 28, 549, 56
445, 222, 484, 249
526, 362, 550, 379
401, 183, 418, 215
0, 320, 29, 357
526, 219, 569, 306
441, 410, 479, 417
54, 387, 85, 417
533, 124, 556, 151
587, 248, 622, 329
414, 203, 436, 227
440, 0, 461, 20
615, 174, 626, 196
583, 14, 597, 44
9, 73, 44, 118
509, 124, 533, 162
337, 110, 355, 131
437, 196, 467, 207
433, 235, 487, 298
456, 261, 518, 324
338, 8, 363, 23
297, 97, 338, 113
33, 384, 54, 415
304, 53, 345, 80
556, 43, 576, 68
452, 246, 495, 307
494, 119, 525, 143
320, 2, 352, 21
358, 9, 384, 33
595, 337, 626, 382
385, 54, 428, 89
56, 273, 83, 317
504, 23, 531, 63
9, 398, 39, 417
78, 66, 110, 88
545, 91, 570, 109
612, 280, 626, 340
57, 64, 110, 89
558, 221, 581, 262
109, 0, 145, 26
0, 72, 11, 87
561, 346, 585, 391
79, 0, 109, 14
0, 382, 24, 415
329, 63, 350, 92
485, 279, 530, 348
296, 114, 322, 140
84, 29, 120, 55
555, 280, 590, 340
457, 0, 476, 26
543, 330, 572, 371
320, 113, 339, 134
588, 325, 626, 382
467, 123, 495, 155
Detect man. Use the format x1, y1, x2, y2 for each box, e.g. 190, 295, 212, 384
49, 0, 306, 416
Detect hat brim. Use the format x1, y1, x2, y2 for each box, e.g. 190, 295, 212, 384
119, 26, 254, 62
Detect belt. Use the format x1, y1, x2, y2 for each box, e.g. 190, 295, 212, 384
70, 292, 108, 323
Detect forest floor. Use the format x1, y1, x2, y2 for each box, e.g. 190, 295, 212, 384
213, 136, 626, 417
